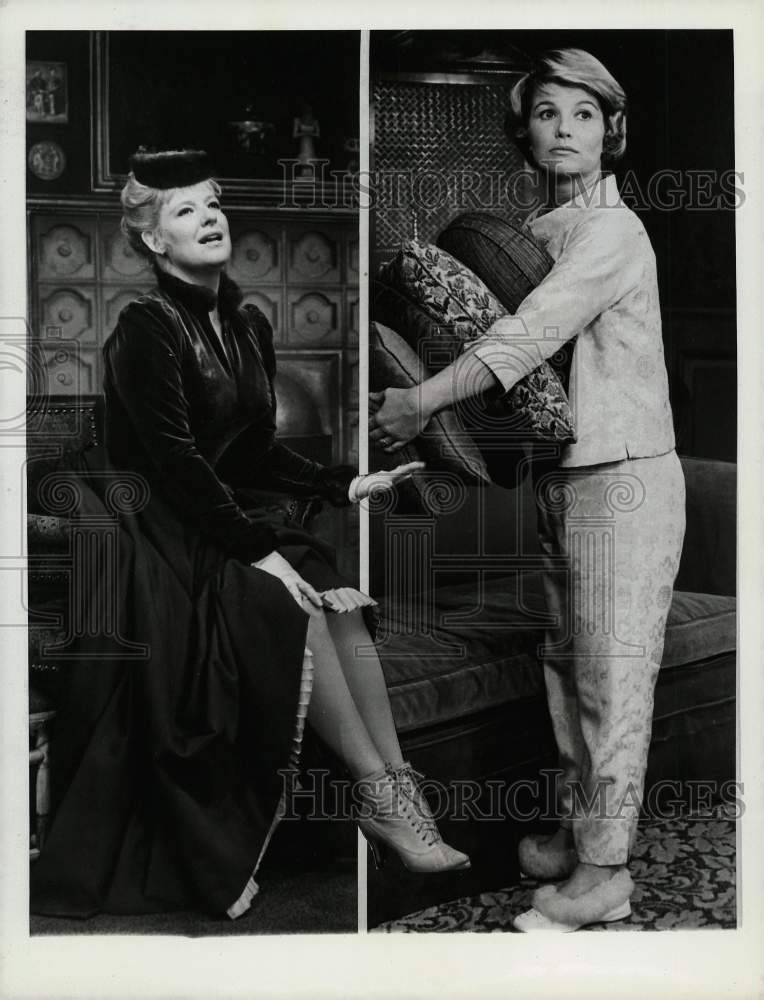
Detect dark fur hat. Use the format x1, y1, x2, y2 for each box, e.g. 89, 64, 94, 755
128, 149, 214, 189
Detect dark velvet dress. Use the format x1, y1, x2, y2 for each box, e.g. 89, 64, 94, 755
30, 268, 354, 919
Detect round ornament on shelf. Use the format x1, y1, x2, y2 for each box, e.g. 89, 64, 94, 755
28, 141, 66, 181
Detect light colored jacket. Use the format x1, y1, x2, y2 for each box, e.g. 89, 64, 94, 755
473, 174, 676, 468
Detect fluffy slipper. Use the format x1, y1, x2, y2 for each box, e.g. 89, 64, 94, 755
518, 833, 577, 880
530, 869, 634, 928
532, 883, 559, 902
513, 907, 581, 933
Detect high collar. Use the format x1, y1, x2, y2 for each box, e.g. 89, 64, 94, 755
155, 267, 244, 317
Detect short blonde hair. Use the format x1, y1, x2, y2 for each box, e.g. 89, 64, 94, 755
507, 48, 627, 166
119, 174, 222, 258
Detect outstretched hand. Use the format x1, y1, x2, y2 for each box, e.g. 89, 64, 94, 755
369, 387, 427, 452
352, 461, 425, 501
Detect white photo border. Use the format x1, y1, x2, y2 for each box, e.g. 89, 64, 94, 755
1, 2, 762, 998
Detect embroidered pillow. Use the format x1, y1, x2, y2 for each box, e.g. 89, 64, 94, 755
374, 239, 576, 444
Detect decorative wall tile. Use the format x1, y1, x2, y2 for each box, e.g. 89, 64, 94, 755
228, 226, 281, 284
101, 222, 153, 282
36, 220, 95, 280
40, 287, 96, 344
287, 289, 342, 346
41, 343, 99, 395
287, 230, 340, 283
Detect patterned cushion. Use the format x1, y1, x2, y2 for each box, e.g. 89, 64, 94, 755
370, 322, 491, 502
375, 240, 576, 444
376, 242, 507, 354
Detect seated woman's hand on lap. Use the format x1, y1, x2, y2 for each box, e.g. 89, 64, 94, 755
320, 587, 378, 614
253, 550, 323, 609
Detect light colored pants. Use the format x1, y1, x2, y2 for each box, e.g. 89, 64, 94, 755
535, 450, 686, 865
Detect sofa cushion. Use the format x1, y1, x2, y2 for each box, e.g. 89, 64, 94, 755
370, 321, 491, 487
437, 211, 554, 313
371, 318, 531, 493
378, 573, 736, 735
659, 591, 737, 669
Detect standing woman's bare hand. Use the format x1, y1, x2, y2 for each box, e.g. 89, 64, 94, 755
368, 387, 429, 452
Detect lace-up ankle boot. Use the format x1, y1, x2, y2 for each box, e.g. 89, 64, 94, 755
355, 762, 470, 874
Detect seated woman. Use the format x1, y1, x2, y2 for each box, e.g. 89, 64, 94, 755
371, 49, 685, 932
31, 149, 469, 922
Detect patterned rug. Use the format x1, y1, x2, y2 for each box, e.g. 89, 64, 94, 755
374, 806, 737, 932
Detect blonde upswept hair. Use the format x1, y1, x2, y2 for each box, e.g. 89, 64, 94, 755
119, 174, 222, 259
507, 48, 627, 167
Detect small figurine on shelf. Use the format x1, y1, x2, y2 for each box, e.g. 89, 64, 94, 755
228, 104, 275, 159
293, 102, 320, 179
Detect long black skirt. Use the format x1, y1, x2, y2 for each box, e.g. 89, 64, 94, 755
30, 445, 346, 919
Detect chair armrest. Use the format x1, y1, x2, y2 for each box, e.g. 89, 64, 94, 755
675, 456, 736, 596
27, 513, 71, 552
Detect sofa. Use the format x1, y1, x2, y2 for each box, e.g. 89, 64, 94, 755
364, 454, 736, 923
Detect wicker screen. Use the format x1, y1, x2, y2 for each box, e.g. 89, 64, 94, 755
372, 79, 529, 265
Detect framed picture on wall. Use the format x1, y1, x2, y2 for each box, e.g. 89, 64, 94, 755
90, 31, 360, 205
26, 60, 68, 124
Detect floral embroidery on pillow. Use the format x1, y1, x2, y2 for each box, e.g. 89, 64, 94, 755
378, 241, 576, 443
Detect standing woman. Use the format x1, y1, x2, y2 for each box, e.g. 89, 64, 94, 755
370, 49, 685, 931
32, 150, 468, 922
